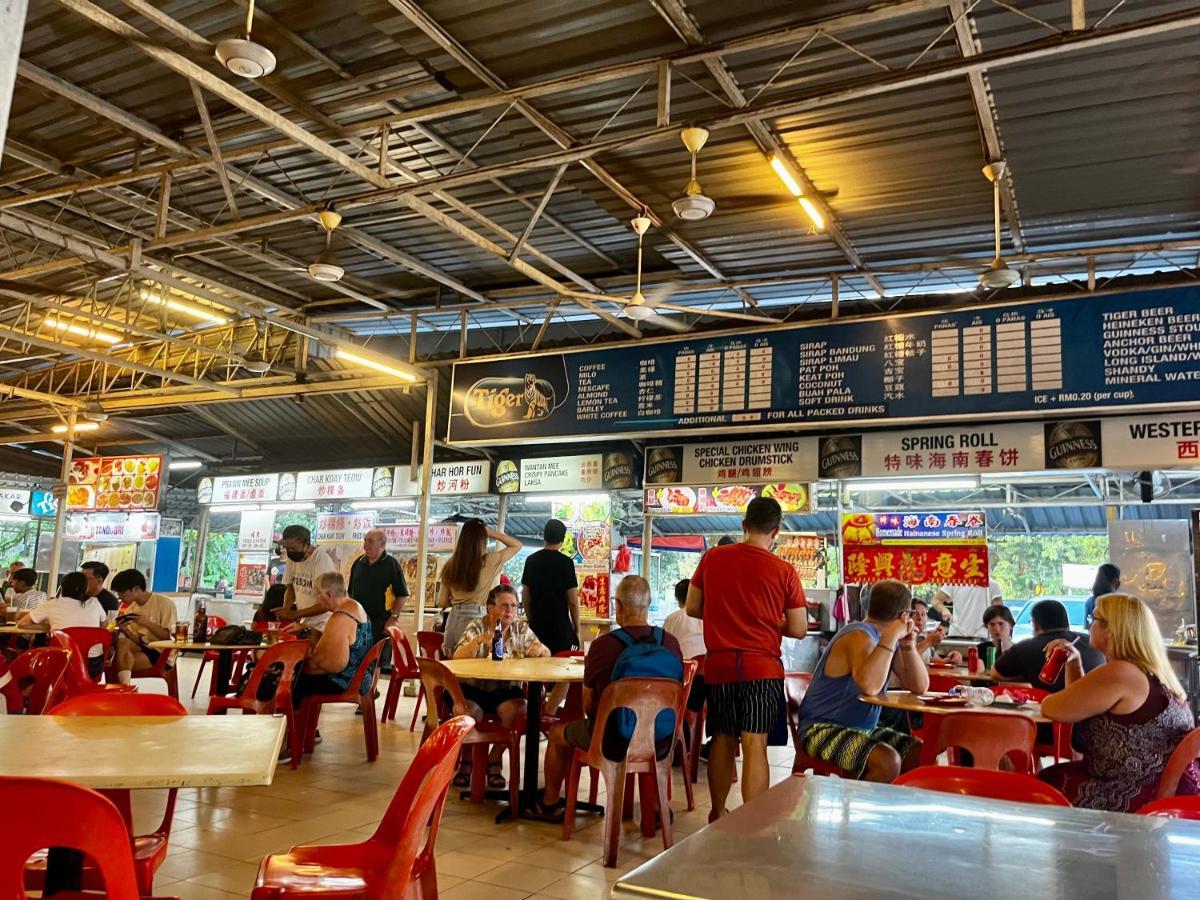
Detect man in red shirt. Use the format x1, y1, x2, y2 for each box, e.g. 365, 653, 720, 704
687, 497, 808, 818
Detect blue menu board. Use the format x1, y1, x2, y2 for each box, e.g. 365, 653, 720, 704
447, 285, 1200, 444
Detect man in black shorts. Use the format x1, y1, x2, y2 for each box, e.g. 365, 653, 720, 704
451, 585, 549, 788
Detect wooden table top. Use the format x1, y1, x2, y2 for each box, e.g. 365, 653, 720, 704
443, 655, 585, 683
613, 776, 1200, 899
0, 715, 286, 789
148, 639, 264, 652
927, 664, 1005, 683
0, 622, 50, 634
861, 690, 1051, 723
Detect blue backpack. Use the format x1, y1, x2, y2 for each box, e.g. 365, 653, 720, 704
609, 627, 684, 744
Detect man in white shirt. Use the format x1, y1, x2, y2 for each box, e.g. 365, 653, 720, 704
932, 579, 1002, 638
276, 524, 337, 631
5, 568, 46, 611
663, 578, 706, 660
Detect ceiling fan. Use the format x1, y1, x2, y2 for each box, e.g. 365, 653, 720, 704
672, 127, 716, 221
979, 160, 1020, 290
215, 0, 277, 79
294, 210, 345, 282
621, 213, 687, 332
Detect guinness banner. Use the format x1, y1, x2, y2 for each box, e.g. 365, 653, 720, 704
449, 285, 1200, 445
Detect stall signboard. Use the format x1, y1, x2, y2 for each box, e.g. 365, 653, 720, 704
841, 512, 988, 586
67, 455, 163, 511
519, 454, 602, 492
29, 490, 56, 517
382, 523, 459, 553
237, 510, 276, 552
839, 424, 1043, 478
1101, 411, 1200, 470
316, 512, 377, 543
199, 473, 279, 505
449, 285, 1200, 444
552, 496, 611, 618
644, 438, 816, 485
235, 562, 268, 597
645, 483, 811, 516
295, 468, 375, 501
0, 488, 30, 515
63, 512, 161, 542
429, 460, 491, 495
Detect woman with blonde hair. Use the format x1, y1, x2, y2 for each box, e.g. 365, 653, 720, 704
1039, 593, 1199, 811
439, 519, 522, 654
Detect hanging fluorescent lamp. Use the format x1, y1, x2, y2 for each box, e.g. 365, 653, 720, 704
51, 422, 101, 434
349, 499, 416, 509
43, 317, 121, 344
260, 502, 315, 511
767, 153, 825, 231
847, 477, 980, 492
141, 291, 230, 325
336, 348, 419, 382
169, 460, 204, 471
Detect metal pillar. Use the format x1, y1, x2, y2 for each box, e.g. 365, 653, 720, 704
46, 408, 77, 592
641, 514, 653, 579
412, 371, 438, 633
0, 0, 29, 167
190, 504, 211, 592
496, 492, 509, 533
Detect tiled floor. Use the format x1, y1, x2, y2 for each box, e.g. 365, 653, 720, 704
124, 657, 798, 899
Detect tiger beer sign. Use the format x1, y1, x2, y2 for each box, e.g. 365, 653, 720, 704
462, 373, 559, 429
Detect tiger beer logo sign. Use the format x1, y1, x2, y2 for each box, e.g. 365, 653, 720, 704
465, 373, 557, 428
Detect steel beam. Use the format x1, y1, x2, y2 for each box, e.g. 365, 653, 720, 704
188, 81, 240, 220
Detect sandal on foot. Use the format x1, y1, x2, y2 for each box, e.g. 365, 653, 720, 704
533, 798, 566, 823
487, 764, 507, 789
452, 766, 471, 788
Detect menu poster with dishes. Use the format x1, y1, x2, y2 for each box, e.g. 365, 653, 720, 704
841, 511, 988, 587
449, 285, 1200, 444
775, 533, 826, 586
552, 496, 612, 619
645, 483, 811, 516
397, 553, 447, 608
67, 455, 162, 511
235, 562, 268, 597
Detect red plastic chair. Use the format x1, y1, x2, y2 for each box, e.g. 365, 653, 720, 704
1138, 795, 1200, 819
7, 648, 70, 715
0, 777, 153, 900
251, 715, 474, 899
785, 673, 848, 777
207, 640, 311, 770
417, 658, 522, 811
562, 677, 684, 867
938, 712, 1037, 772
895, 765, 1072, 806
49, 637, 136, 706
667, 659, 699, 812
299, 639, 388, 762
380, 626, 422, 728
409, 630, 445, 732
189, 615, 232, 698
1024, 686, 1078, 765
1156, 727, 1200, 799
33, 693, 187, 896
129, 643, 179, 699
684, 654, 707, 784
61, 626, 114, 682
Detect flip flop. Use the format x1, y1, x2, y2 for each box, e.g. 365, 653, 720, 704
487, 765, 507, 789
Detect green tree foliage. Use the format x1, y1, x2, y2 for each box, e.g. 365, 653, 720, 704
988, 533, 1110, 600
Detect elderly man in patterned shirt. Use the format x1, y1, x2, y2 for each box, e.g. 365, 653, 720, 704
451, 583, 549, 789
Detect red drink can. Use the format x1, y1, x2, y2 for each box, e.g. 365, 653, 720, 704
967, 646, 980, 673
1039, 646, 1070, 684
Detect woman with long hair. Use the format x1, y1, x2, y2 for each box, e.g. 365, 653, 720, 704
439, 519, 522, 653
1084, 563, 1120, 626
1039, 593, 1199, 811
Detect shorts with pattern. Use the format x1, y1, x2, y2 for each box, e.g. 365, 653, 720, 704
707, 678, 784, 736
800, 722, 920, 777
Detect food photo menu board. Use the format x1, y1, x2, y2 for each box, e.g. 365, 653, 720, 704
448, 285, 1200, 444
67, 455, 162, 511
552, 496, 612, 619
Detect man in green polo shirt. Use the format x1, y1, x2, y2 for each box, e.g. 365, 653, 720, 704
348, 528, 410, 674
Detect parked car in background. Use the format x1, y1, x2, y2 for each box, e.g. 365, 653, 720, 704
1011, 596, 1089, 639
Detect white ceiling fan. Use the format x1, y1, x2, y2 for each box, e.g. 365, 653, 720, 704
979, 160, 1020, 290
672, 127, 716, 221
621, 213, 687, 332
215, 0, 277, 79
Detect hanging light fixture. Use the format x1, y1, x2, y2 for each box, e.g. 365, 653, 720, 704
215, 0, 277, 79
307, 210, 345, 282
979, 161, 1020, 289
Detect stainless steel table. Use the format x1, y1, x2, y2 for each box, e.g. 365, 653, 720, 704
613, 776, 1200, 899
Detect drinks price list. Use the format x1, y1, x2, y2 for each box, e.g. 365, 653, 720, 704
448, 285, 1200, 444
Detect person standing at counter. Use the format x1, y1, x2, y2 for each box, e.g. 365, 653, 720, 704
686, 497, 808, 820
348, 529, 409, 674
277, 525, 338, 631
521, 518, 580, 654
1085, 563, 1120, 626
440, 519, 522, 654
931, 578, 1002, 638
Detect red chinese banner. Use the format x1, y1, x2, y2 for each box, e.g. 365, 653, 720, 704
843, 544, 989, 587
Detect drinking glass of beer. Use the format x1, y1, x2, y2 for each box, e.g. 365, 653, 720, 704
174, 622, 190, 643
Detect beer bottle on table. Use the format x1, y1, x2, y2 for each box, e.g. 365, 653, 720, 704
194, 600, 208, 644
491, 621, 504, 661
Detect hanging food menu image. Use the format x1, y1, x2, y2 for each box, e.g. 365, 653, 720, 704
66, 455, 163, 511
553, 497, 612, 618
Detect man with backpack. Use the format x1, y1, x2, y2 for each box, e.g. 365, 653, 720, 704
534, 575, 683, 822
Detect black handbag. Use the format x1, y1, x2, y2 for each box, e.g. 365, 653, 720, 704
210, 624, 263, 646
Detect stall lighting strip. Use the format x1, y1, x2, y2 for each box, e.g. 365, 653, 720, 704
43, 317, 122, 344
768, 154, 825, 231
51, 422, 100, 434
523, 493, 610, 505
847, 477, 980, 492
349, 499, 416, 509
140, 290, 230, 325
335, 348, 419, 382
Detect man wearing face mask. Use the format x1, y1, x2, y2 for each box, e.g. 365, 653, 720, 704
686, 497, 808, 820
277, 524, 337, 631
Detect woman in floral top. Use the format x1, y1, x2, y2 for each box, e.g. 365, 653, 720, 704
452, 584, 549, 788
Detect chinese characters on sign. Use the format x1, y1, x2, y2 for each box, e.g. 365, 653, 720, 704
199, 474, 280, 505
315, 512, 378, 543
840, 511, 989, 586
